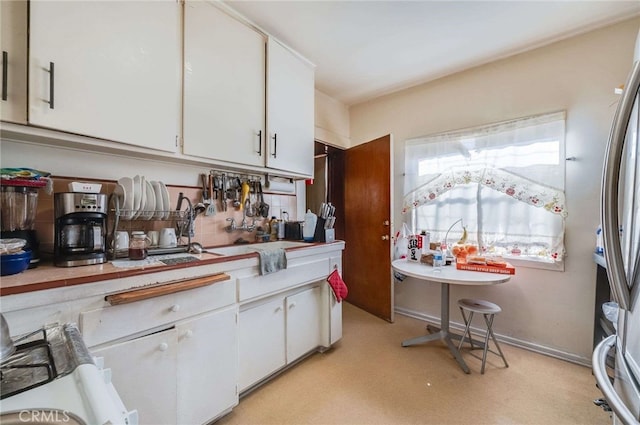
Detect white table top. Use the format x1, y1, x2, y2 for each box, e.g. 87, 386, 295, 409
392, 259, 511, 286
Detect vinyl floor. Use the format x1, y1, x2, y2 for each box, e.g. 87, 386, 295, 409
216, 302, 610, 425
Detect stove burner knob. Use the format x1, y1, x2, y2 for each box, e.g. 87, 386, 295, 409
170, 304, 181, 313
158, 342, 169, 352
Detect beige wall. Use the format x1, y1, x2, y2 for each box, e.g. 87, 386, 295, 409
350, 18, 640, 363
314, 89, 350, 148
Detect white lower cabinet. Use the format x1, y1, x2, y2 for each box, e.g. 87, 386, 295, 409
91, 328, 178, 425
238, 296, 286, 392
177, 307, 238, 425
286, 286, 322, 361
238, 284, 324, 393
91, 306, 238, 425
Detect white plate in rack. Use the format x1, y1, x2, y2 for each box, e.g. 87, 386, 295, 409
116, 177, 134, 219
132, 175, 144, 219
144, 179, 156, 220
159, 181, 171, 219
150, 181, 164, 219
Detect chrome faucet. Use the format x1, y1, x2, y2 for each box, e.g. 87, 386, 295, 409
225, 218, 237, 232
225, 217, 256, 233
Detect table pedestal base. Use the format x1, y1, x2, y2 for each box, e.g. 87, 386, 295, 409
401, 283, 470, 374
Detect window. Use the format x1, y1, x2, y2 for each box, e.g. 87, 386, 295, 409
403, 111, 567, 270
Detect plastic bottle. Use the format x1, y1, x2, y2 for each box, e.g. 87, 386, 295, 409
277, 219, 285, 240
303, 209, 317, 242
269, 216, 278, 241
434, 246, 443, 271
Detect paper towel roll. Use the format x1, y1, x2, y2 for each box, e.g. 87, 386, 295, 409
265, 179, 295, 193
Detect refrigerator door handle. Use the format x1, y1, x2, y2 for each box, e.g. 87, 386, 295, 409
601, 60, 640, 311
593, 335, 640, 425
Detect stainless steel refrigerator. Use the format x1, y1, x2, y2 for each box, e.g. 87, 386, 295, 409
593, 29, 640, 425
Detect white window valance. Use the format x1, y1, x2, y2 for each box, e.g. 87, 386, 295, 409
402, 167, 567, 217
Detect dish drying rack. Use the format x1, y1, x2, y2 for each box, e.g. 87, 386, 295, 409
108, 192, 193, 259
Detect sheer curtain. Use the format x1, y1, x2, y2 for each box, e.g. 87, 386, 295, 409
403, 111, 567, 267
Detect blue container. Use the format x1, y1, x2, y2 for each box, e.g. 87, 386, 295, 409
1, 250, 31, 276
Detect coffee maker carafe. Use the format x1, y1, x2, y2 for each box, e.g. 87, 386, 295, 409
54, 192, 107, 267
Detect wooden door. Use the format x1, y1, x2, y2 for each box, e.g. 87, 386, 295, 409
344, 135, 394, 322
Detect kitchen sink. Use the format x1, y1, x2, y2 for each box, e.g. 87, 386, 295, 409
206, 241, 310, 256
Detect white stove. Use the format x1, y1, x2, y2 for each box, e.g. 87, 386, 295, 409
0, 324, 137, 425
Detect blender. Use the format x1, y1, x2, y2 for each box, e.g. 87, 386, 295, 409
0, 181, 46, 268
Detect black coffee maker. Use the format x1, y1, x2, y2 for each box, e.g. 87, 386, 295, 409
54, 192, 108, 267
0, 182, 46, 268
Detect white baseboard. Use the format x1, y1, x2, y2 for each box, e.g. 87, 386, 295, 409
394, 307, 592, 367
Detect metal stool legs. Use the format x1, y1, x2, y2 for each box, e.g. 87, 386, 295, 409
457, 299, 509, 374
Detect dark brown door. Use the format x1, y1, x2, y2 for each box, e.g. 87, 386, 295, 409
343, 135, 393, 322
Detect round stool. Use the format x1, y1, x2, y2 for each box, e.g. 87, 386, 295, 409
457, 298, 509, 374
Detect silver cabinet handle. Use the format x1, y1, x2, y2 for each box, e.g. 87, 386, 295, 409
47, 61, 55, 109
271, 133, 277, 158
2, 51, 7, 101
256, 130, 262, 156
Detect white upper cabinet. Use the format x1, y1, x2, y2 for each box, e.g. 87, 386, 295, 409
266, 38, 315, 177
1, 0, 28, 124
183, 3, 315, 177
183, 1, 266, 167
28, 1, 180, 152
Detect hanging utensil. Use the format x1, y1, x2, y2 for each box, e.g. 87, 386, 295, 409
249, 180, 259, 217
240, 180, 250, 212
221, 173, 228, 212
205, 173, 216, 216
258, 180, 269, 218
232, 178, 241, 209
245, 180, 257, 217
192, 174, 207, 216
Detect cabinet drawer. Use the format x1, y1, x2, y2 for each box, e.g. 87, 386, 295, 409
237, 257, 330, 302
80, 278, 235, 347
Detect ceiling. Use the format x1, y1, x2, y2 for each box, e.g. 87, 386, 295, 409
224, 1, 640, 106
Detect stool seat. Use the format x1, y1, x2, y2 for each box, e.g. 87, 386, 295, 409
457, 298, 508, 374
458, 298, 502, 315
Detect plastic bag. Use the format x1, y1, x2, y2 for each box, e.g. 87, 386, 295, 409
394, 223, 412, 260
393, 223, 413, 282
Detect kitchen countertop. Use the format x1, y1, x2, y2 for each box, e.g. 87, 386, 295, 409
1, 242, 336, 296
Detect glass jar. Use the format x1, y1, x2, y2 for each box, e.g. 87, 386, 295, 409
129, 231, 149, 260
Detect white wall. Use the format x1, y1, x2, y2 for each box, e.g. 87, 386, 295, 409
349, 18, 640, 364
315, 89, 350, 148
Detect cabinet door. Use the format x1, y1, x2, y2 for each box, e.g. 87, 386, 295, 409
266, 38, 315, 177
91, 329, 178, 425
238, 297, 286, 391
29, 1, 180, 152
183, 1, 265, 165
0, 0, 27, 124
177, 306, 238, 424
286, 286, 322, 362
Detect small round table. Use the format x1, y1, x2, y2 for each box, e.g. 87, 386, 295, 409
392, 259, 511, 373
